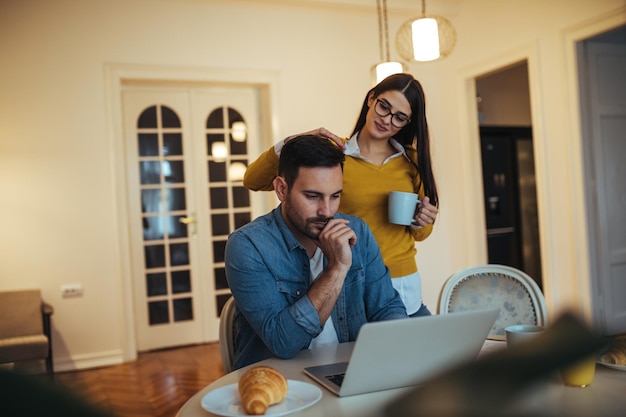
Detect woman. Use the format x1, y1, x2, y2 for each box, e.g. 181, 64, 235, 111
244, 73, 439, 317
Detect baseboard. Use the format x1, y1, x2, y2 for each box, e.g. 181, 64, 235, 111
54, 349, 125, 372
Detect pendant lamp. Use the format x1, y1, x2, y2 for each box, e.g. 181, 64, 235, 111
371, 0, 404, 84
395, 0, 456, 62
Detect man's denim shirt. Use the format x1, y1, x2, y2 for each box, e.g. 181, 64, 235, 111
225, 206, 407, 370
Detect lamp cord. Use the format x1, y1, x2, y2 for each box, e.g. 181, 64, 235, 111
376, 0, 392, 62
376, 0, 383, 62
382, 0, 390, 62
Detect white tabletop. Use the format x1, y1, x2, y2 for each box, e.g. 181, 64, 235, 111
177, 340, 626, 417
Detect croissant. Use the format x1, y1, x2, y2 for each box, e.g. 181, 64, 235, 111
238, 366, 288, 415
600, 333, 626, 366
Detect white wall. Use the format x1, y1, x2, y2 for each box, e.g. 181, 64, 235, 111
1, 0, 624, 370
476, 62, 532, 126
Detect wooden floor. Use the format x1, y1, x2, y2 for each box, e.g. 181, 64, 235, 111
54, 342, 226, 417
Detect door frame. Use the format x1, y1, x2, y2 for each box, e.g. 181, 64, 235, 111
457, 44, 548, 307
105, 64, 279, 361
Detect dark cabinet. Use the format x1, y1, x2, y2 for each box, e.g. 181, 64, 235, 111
480, 126, 542, 288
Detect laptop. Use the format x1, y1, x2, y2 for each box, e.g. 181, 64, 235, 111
303, 308, 499, 397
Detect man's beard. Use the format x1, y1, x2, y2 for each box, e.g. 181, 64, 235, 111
283, 198, 331, 240
304, 216, 331, 240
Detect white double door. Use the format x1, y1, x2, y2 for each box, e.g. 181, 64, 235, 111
122, 85, 264, 351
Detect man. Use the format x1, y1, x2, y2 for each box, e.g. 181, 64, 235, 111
225, 135, 407, 370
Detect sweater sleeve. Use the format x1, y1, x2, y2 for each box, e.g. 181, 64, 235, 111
410, 223, 433, 241
243, 145, 279, 191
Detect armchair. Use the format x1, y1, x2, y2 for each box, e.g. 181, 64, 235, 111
0, 289, 54, 375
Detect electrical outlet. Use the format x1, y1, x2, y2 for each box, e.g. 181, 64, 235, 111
61, 284, 83, 298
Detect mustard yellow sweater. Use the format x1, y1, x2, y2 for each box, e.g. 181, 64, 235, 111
244, 144, 433, 278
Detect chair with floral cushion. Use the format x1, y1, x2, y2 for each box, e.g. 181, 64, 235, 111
438, 264, 548, 340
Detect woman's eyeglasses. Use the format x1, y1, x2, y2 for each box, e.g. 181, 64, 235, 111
374, 99, 411, 128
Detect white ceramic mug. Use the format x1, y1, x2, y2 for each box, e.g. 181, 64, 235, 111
505, 324, 545, 347
388, 191, 420, 226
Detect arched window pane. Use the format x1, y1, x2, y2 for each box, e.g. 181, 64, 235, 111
161, 106, 181, 128
206, 108, 224, 128
138, 106, 157, 128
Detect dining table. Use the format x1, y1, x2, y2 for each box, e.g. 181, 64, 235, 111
176, 340, 626, 417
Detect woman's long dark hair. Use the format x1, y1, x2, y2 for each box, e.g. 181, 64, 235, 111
350, 73, 438, 206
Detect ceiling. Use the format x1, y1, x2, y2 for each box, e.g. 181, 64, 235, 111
264, 0, 462, 14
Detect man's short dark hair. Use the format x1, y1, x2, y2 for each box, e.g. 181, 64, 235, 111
278, 135, 345, 187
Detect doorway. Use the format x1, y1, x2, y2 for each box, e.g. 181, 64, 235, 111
475, 62, 543, 288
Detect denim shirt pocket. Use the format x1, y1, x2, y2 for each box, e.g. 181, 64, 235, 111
276, 276, 308, 305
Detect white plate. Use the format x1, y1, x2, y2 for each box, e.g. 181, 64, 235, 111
597, 360, 626, 371
201, 380, 323, 417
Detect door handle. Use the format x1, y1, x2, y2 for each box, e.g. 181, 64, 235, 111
179, 216, 196, 225
179, 213, 197, 238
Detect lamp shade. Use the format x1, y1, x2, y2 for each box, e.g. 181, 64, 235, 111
411, 18, 440, 61
396, 15, 456, 62
373, 61, 405, 84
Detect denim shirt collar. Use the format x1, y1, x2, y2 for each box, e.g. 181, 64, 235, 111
271, 205, 305, 253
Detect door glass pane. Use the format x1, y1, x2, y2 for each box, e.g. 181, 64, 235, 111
138, 106, 157, 128
168, 215, 188, 238
161, 106, 181, 128
144, 245, 165, 268
143, 216, 165, 240
140, 161, 161, 184
163, 133, 183, 155
234, 213, 251, 229
229, 138, 247, 155
163, 161, 185, 183
210, 187, 228, 209
206, 108, 224, 128
172, 270, 191, 293
142, 189, 161, 213
214, 267, 227, 289
166, 188, 186, 211
170, 243, 189, 266
213, 240, 226, 263
208, 161, 226, 182
207, 134, 225, 157
211, 214, 229, 236
146, 273, 167, 296
232, 186, 250, 207
173, 298, 193, 321
148, 301, 169, 324
139, 133, 159, 156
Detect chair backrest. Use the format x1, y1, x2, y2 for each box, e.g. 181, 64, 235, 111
438, 264, 548, 340
218, 296, 236, 373
0, 289, 43, 338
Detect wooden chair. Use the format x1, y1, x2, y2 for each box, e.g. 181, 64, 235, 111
218, 296, 236, 373
0, 289, 54, 375
438, 264, 548, 340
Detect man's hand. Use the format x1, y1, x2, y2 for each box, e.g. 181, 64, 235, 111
317, 218, 356, 271
308, 218, 356, 324
284, 127, 346, 150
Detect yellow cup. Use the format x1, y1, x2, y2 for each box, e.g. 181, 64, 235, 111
560, 355, 596, 387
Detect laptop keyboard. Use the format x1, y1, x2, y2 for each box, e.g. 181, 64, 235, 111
325, 372, 345, 386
